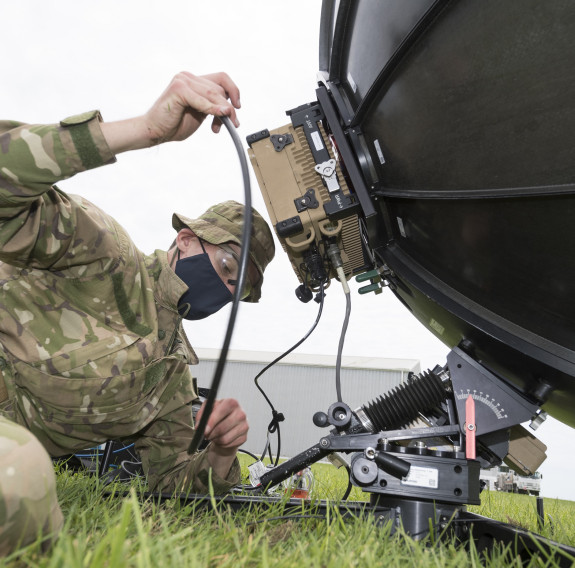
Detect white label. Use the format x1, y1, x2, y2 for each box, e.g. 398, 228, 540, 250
397, 216, 407, 238
401, 466, 439, 489
347, 72, 358, 93
429, 318, 445, 336
311, 130, 324, 152
374, 139, 386, 164
248, 460, 267, 487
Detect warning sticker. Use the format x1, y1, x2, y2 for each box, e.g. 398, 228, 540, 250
401, 466, 439, 489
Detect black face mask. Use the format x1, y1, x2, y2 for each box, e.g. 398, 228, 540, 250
174, 243, 233, 320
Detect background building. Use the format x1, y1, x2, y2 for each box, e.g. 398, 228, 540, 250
193, 348, 421, 459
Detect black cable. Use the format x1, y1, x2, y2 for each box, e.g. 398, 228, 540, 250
254, 281, 326, 465
267, 421, 282, 467
230, 484, 262, 492
342, 464, 353, 501
253, 282, 325, 411
187, 115, 252, 455
267, 441, 273, 464
237, 448, 260, 462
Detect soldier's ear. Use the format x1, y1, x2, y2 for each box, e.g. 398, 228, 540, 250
176, 229, 197, 252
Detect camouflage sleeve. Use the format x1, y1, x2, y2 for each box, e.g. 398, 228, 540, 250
135, 397, 241, 495
134, 365, 241, 495
0, 111, 118, 270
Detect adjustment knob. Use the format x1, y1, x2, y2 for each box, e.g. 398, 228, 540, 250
313, 412, 329, 428
295, 284, 313, 303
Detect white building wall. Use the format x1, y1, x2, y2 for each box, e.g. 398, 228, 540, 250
192, 349, 421, 459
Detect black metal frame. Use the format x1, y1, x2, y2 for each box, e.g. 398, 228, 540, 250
111, 491, 575, 566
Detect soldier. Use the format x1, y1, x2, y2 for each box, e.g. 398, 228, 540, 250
0, 71, 275, 554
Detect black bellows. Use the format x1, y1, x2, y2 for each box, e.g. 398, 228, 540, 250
362, 370, 447, 431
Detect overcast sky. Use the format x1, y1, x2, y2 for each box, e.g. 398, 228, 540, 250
2, 1, 573, 503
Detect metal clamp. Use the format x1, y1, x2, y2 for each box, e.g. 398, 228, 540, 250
315, 159, 340, 193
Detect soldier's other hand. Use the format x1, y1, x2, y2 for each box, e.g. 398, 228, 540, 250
196, 398, 248, 457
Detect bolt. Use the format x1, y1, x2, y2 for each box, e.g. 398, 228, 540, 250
320, 438, 329, 448
378, 438, 389, 451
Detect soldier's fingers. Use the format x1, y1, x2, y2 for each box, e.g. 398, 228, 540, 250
176, 72, 240, 127
198, 71, 241, 109
205, 399, 246, 438
194, 399, 219, 427
209, 420, 249, 449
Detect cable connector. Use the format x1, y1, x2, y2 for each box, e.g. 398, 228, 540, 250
336, 266, 350, 294
326, 243, 343, 270
326, 243, 350, 294
303, 244, 327, 285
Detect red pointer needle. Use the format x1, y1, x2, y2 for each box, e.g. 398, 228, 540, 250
465, 395, 476, 460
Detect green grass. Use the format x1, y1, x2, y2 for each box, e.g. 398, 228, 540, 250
2, 458, 575, 567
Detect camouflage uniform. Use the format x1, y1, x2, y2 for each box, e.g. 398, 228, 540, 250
0, 416, 63, 554
0, 111, 274, 553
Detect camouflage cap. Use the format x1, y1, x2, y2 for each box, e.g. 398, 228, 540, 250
172, 200, 275, 302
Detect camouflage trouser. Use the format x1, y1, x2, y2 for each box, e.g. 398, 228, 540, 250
0, 416, 63, 555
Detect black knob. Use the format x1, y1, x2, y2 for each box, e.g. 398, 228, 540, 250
313, 412, 329, 428
295, 284, 313, 303
327, 402, 352, 429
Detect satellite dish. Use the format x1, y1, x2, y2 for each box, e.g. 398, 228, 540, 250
317, 0, 575, 428
248, 1, 575, 550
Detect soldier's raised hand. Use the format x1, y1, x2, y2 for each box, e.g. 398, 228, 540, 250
101, 71, 241, 154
